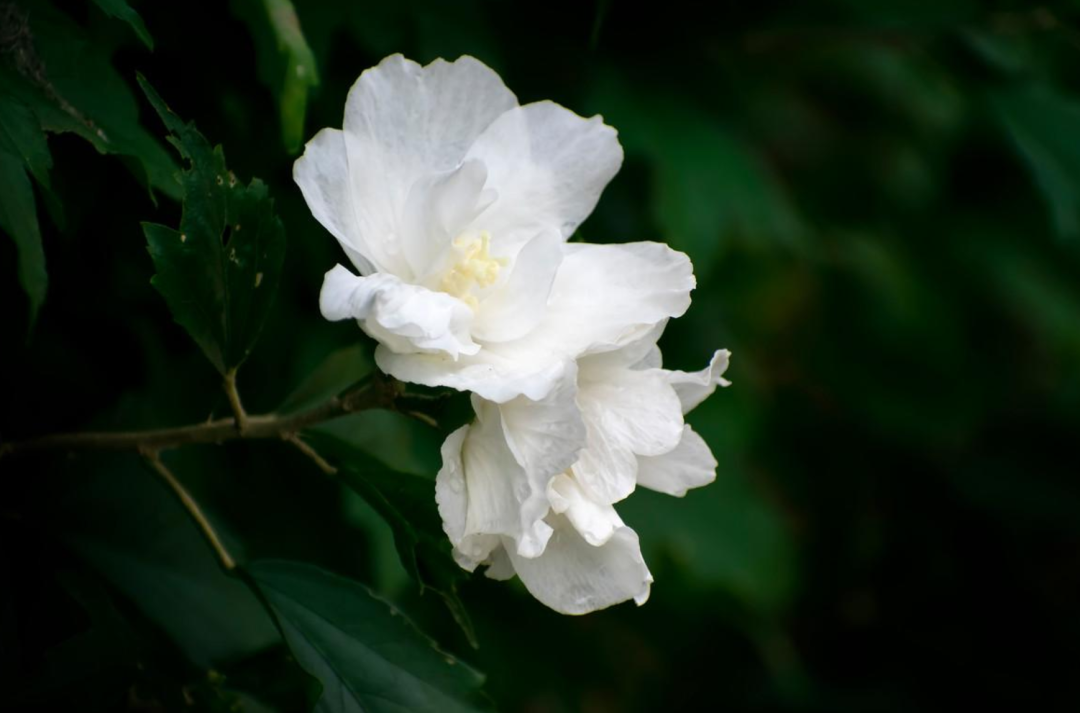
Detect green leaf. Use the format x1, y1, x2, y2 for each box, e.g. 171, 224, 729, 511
90, 0, 154, 49
0, 1, 179, 200
247, 560, 488, 713
0, 149, 47, 327
301, 432, 477, 647
233, 0, 319, 154
276, 344, 372, 415
139, 76, 287, 374
993, 84, 1080, 241
32, 453, 280, 669
0, 94, 53, 190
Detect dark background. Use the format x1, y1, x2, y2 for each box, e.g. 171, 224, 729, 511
3, 0, 1080, 710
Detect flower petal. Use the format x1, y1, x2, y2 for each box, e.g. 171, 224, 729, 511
496, 362, 585, 483
667, 349, 732, 414
376, 242, 694, 403
293, 128, 376, 275
572, 367, 685, 504
400, 158, 495, 280
530, 242, 695, 357
636, 425, 717, 497
341, 55, 518, 277
320, 264, 478, 358
547, 473, 624, 546
503, 516, 652, 615
465, 101, 623, 240
472, 229, 563, 343
438, 401, 555, 561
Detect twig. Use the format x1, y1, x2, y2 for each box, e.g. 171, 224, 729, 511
223, 368, 249, 433
1, 378, 389, 458
142, 449, 236, 571
283, 432, 337, 475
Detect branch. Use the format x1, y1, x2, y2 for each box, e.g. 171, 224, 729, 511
143, 449, 237, 571
1, 377, 393, 458
223, 368, 249, 433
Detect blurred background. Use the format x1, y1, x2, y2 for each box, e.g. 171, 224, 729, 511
3, 0, 1080, 710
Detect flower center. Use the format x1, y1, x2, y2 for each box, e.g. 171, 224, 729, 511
439, 231, 505, 308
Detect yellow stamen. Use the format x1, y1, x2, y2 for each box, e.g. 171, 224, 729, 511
439, 231, 505, 308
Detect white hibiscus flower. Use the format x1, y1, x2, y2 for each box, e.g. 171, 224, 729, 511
295, 54, 691, 403
436, 324, 731, 614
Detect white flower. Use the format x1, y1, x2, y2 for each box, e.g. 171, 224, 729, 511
295, 55, 693, 403
436, 324, 731, 614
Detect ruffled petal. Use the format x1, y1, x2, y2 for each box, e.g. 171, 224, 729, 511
667, 349, 732, 414
293, 128, 375, 275
636, 425, 717, 497
341, 55, 518, 277
547, 473, 624, 546
465, 101, 623, 240
527, 242, 695, 357
503, 516, 652, 615
438, 401, 555, 561
496, 363, 585, 484
376, 242, 694, 403
400, 158, 495, 279
572, 367, 685, 505
320, 265, 478, 358
471, 229, 563, 343
375, 343, 574, 404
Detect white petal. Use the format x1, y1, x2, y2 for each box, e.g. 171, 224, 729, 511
342, 55, 519, 277
496, 363, 585, 482
572, 368, 685, 505
435, 426, 469, 545
400, 159, 494, 279
376, 242, 694, 403
437, 427, 501, 572
375, 344, 574, 404
443, 400, 554, 559
471, 229, 563, 343
529, 242, 695, 357
504, 517, 652, 615
320, 265, 478, 358
636, 425, 717, 497
578, 320, 667, 374
483, 544, 516, 581
667, 349, 732, 414
292, 128, 376, 275
465, 101, 623, 240
547, 473, 624, 546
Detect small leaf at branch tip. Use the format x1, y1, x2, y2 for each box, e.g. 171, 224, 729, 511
255, 272, 263, 288
180, 234, 187, 243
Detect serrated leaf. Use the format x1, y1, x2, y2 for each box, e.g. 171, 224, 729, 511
139, 76, 286, 374
993, 84, 1080, 241
0, 1, 178, 200
233, 0, 319, 153
301, 432, 477, 647
247, 560, 488, 713
90, 0, 154, 49
0, 149, 47, 327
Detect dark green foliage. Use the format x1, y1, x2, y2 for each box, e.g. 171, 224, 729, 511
4, 0, 1080, 711
140, 77, 286, 375
248, 560, 487, 713
232, 0, 320, 154
303, 431, 477, 646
